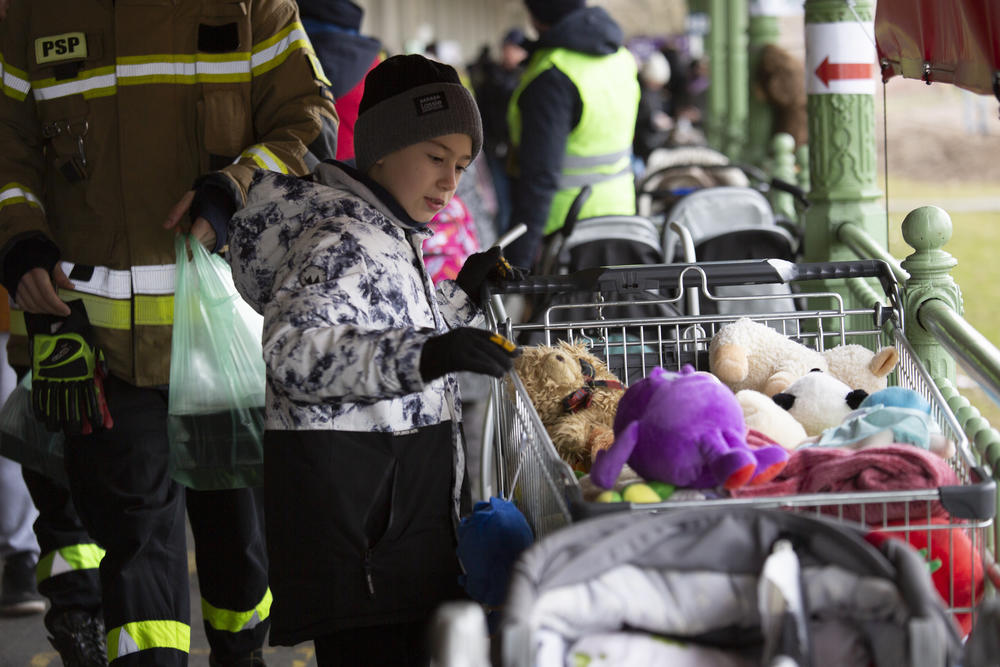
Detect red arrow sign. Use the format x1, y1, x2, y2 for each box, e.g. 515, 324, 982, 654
814, 56, 873, 87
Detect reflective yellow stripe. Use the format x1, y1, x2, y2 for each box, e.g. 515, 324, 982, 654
0, 182, 44, 211
36, 543, 106, 583
107, 620, 190, 661
250, 22, 312, 77
57, 290, 131, 329
0, 54, 30, 101
9, 291, 173, 334
32, 65, 116, 101
305, 51, 331, 86
239, 145, 288, 174
201, 588, 272, 633
29, 23, 312, 102
135, 294, 174, 326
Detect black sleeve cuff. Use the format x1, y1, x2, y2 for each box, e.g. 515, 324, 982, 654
191, 173, 240, 253
1, 234, 60, 298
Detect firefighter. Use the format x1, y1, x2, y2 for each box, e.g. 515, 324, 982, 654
0, 1, 338, 665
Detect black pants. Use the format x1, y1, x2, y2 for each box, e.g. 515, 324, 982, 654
314, 621, 428, 667
26, 374, 269, 665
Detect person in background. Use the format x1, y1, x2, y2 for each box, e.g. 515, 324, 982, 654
0, 288, 45, 618
504, 0, 642, 270
227, 54, 521, 666
298, 0, 383, 164
471, 28, 527, 234
0, 1, 337, 665
633, 50, 674, 170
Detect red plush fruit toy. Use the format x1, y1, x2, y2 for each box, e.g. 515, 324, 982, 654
867, 518, 985, 635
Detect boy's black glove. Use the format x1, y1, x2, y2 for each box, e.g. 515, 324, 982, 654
420, 328, 520, 382
24, 300, 114, 435
455, 246, 526, 300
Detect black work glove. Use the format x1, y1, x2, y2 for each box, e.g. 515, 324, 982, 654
420, 328, 520, 382
24, 300, 114, 435
455, 246, 527, 300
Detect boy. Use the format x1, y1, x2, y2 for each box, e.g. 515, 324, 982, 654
227, 55, 519, 665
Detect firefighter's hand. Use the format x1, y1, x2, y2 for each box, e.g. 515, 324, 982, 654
419, 328, 520, 382
163, 190, 217, 251
15, 266, 74, 316
25, 300, 113, 434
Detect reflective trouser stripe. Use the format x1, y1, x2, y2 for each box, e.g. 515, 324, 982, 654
201, 588, 272, 633
9, 290, 174, 335
36, 543, 106, 583
107, 620, 190, 661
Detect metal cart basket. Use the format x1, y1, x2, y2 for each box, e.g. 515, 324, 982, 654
482, 258, 996, 623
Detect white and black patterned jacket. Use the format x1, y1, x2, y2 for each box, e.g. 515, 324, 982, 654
228, 162, 482, 430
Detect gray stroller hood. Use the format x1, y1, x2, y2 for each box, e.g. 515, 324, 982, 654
500, 506, 962, 667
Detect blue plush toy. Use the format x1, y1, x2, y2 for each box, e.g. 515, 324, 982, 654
456, 497, 534, 608
812, 386, 955, 457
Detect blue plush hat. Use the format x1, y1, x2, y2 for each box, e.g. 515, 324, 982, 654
456, 497, 534, 606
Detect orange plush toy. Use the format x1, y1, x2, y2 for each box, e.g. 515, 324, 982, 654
868, 518, 985, 636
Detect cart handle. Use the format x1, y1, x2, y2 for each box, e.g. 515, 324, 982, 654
488, 259, 898, 297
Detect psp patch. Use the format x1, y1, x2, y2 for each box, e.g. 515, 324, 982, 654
35, 32, 88, 64
413, 91, 448, 116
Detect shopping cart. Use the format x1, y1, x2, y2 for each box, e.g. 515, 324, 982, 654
481, 258, 996, 625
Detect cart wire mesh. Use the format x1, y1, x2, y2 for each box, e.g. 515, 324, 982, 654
483, 260, 996, 624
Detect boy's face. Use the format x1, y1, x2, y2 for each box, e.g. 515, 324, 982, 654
368, 134, 473, 223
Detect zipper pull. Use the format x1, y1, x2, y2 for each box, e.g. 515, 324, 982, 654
364, 549, 376, 599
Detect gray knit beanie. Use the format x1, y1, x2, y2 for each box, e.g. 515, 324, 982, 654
354, 54, 483, 173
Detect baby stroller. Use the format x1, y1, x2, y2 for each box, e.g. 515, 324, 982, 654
429, 506, 965, 666
495, 506, 964, 666
637, 145, 751, 219
663, 185, 801, 317
523, 186, 680, 344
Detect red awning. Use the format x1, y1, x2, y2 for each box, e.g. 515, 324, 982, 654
875, 0, 1000, 97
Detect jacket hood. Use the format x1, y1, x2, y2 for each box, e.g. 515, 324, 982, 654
530, 6, 624, 56
227, 164, 427, 313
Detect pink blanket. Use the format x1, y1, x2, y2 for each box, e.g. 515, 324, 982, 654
730, 444, 960, 523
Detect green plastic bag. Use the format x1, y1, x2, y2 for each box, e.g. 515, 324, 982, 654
168, 234, 266, 490
0, 373, 67, 484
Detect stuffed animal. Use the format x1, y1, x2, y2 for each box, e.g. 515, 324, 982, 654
868, 518, 985, 636
590, 366, 789, 491
823, 344, 899, 395
710, 318, 898, 396
710, 318, 827, 396
772, 370, 868, 437
513, 340, 625, 472
813, 386, 955, 458
736, 389, 808, 450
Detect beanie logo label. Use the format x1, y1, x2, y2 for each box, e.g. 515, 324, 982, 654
414, 91, 449, 116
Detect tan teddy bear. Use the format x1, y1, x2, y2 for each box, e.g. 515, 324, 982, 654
512, 340, 625, 472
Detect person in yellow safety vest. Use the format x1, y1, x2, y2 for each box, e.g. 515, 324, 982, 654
504, 0, 642, 270
0, 1, 338, 666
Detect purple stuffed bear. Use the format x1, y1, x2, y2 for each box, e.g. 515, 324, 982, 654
590, 365, 789, 490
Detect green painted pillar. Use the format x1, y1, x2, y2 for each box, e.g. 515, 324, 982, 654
900, 206, 964, 384
746, 4, 780, 165
725, 0, 749, 159
801, 0, 883, 321
795, 144, 810, 193
705, 0, 729, 151
769, 132, 798, 222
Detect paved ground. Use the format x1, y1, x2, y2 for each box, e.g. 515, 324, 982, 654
0, 522, 317, 667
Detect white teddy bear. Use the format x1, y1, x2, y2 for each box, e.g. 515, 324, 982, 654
709, 318, 898, 396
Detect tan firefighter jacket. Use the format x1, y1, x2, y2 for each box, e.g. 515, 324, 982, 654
0, 0, 338, 386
